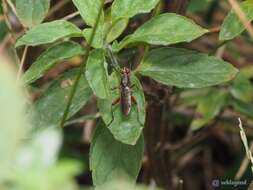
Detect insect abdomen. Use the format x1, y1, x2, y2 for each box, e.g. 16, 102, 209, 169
121, 86, 131, 115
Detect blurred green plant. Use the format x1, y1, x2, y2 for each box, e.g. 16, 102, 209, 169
0, 57, 82, 190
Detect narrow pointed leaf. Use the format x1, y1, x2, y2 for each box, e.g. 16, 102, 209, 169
16, 0, 50, 28
97, 73, 145, 145
137, 47, 238, 88
111, 0, 159, 21
85, 49, 109, 99
16, 20, 82, 47
90, 122, 144, 187
219, 0, 253, 41
113, 13, 208, 52
23, 41, 85, 84
32, 69, 93, 128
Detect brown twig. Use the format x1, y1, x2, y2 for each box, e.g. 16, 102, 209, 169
209, 26, 220, 33
5, 0, 17, 16
61, 11, 79, 20
46, 0, 70, 19
235, 141, 253, 180
227, 0, 253, 39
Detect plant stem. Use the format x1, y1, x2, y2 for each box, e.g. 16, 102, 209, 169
61, 11, 80, 21
46, 0, 70, 19
60, 1, 104, 128
64, 113, 100, 127
16, 45, 28, 81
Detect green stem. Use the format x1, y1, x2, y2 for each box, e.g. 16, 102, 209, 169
60, 1, 104, 128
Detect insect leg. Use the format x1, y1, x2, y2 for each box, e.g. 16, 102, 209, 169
131, 96, 137, 104
112, 97, 120, 105
111, 87, 119, 91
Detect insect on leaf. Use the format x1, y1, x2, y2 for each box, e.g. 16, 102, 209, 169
97, 73, 145, 145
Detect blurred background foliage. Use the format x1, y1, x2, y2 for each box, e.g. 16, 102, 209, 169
1, 0, 253, 190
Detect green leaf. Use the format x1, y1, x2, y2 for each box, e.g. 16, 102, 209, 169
231, 99, 253, 119
90, 122, 144, 187
32, 69, 93, 128
230, 73, 253, 102
0, 60, 30, 181
83, 27, 104, 48
113, 13, 208, 52
111, 0, 159, 21
16, 0, 50, 28
85, 49, 110, 99
137, 47, 238, 88
191, 90, 228, 130
23, 41, 85, 84
97, 73, 145, 145
16, 20, 82, 47
73, 0, 105, 48
106, 18, 129, 43
219, 0, 253, 41
72, 0, 104, 27
103, 8, 128, 43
